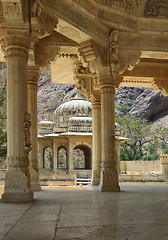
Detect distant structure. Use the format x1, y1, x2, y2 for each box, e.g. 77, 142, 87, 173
38, 94, 127, 185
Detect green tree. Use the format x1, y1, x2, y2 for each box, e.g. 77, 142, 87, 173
116, 115, 159, 161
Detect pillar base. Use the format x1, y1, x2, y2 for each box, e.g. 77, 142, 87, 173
100, 168, 120, 192
31, 183, 41, 191
100, 184, 120, 192
92, 178, 100, 186
2, 192, 33, 203
30, 168, 41, 191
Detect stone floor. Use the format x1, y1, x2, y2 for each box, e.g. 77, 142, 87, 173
0, 183, 168, 240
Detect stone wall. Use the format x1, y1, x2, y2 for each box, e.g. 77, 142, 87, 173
120, 160, 161, 174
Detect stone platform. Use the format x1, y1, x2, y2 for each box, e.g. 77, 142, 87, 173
0, 183, 168, 240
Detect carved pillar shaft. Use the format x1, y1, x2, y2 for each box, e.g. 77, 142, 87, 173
28, 66, 41, 191
53, 139, 58, 171
2, 27, 34, 202
38, 141, 44, 169
69, 141, 74, 172
91, 94, 101, 186
99, 68, 120, 192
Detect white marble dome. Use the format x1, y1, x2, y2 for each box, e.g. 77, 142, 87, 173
39, 119, 53, 135
53, 94, 92, 133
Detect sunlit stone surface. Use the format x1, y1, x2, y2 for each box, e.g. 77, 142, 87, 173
0, 184, 168, 240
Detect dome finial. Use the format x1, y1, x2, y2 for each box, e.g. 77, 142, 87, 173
74, 93, 85, 100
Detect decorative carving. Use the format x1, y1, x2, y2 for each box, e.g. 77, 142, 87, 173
23, 113, 32, 153
6, 47, 28, 59
30, 2, 58, 40
126, 1, 133, 13
0, 27, 30, 59
80, 39, 107, 73
110, 30, 119, 66
96, 0, 135, 13
110, 31, 141, 79
144, 0, 168, 18
136, 0, 142, 7
102, 0, 124, 8
5, 169, 28, 189
2, 2, 23, 21
74, 75, 91, 100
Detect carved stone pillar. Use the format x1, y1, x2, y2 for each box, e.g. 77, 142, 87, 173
69, 141, 74, 173
2, 27, 33, 202
28, 66, 41, 191
38, 141, 44, 169
91, 93, 101, 186
53, 139, 58, 171
99, 68, 120, 192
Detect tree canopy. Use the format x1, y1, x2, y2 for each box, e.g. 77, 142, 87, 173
116, 115, 160, 161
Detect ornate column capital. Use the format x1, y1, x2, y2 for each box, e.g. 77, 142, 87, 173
0, 24, 30, 59
99, 67, 116, 94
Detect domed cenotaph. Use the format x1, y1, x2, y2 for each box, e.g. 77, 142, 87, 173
38, 94, 127, 186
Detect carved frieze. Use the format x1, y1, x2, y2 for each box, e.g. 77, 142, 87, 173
2, 1, 23, 22
144, 0, 168, 18
96, 0, 134, 13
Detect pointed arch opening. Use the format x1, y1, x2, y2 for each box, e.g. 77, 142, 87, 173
73, 145, 92, 170
43, 147, 53, 169
57, 146, 68, 169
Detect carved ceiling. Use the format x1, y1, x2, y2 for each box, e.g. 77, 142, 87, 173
0, 0, 168, 96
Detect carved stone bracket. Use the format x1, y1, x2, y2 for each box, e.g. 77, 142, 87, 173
110, 30, 141, 81
74, 73, 91, 100
152, 78, 168, 96
80, 39, 108, 74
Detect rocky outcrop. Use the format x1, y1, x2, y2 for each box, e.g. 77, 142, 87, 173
37, 72, 168, 127
129, 89, 168, 121
38, 70, 76, 122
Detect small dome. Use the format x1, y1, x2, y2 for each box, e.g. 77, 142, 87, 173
69, 116, 92, 132
39, 119, 53, 135
53, 94, 92, 133
54, 98, 91, 118
39, 120, 53, 126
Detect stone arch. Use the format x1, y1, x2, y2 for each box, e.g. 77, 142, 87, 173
57, 146, 68, 169
43, 146, 53, 169
73, 144, 92, 170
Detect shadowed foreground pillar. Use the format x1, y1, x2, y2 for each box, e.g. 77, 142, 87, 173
91, 94, 101, 186
2, 27, 33, 202
28, 66, 41, 191
99, 68, 120, 192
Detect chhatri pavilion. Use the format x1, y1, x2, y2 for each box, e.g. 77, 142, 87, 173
38, 94, 127, 185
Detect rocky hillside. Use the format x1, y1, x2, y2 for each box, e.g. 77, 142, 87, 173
1, 65, 168, 128
38, 70, 168, 128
